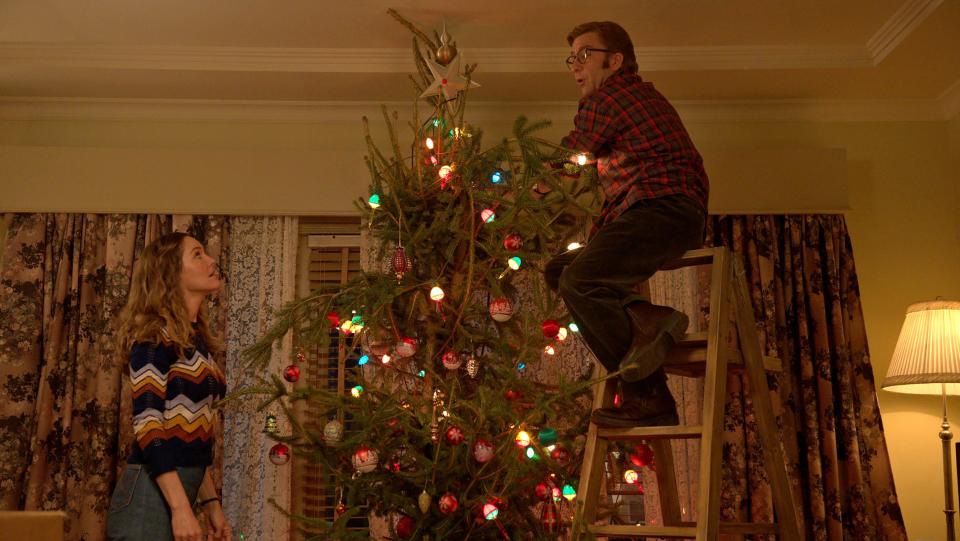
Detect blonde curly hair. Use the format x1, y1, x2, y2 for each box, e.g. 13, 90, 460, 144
115, 232, 222, 357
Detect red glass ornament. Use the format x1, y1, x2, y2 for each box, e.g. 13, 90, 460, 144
504, 389, 521, 400
541, 319, 560, 339
326, 311, 340, 327
629, 443, 655, 468
473, 438, 494, 463
334, 503, 348, 519
540, 502, 560, 532
438, 492, 459, 514
489, 297, 513, 322
445, 425, 465, 445
395, 514, 415, 539
534, 482, 550, 501
502, 233, 523, 252
392, 245, 411, 280
550, 446, 571, 467
268, 442, 290, 465
283, 364, 300, 383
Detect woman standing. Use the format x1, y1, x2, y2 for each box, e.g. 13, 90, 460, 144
108, 232, 231, 541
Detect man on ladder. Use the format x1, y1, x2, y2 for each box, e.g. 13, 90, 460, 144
538, 21, 709, 428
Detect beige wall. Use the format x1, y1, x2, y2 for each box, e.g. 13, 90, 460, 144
1, 108, 959, 539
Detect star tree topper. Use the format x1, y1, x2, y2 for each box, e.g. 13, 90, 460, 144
419, 54, 481, 101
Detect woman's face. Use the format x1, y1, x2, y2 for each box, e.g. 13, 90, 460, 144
179, 236, 221, 296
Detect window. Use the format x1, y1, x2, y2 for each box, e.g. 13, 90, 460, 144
292, 217, 363, 540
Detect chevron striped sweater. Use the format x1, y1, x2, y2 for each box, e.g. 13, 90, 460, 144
128, 333, 226, 475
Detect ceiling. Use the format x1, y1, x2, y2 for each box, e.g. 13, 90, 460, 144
1, 0, 958, 119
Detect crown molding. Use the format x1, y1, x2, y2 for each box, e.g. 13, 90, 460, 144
0, 42, 873, 74
0, 96, 951, 124
938, 78, 960, 119
867, 0, 943, 64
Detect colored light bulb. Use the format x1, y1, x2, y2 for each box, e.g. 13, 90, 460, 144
425, 137, 434, 150
507, 256, 522, 270
368, 194, 381, 209
429, 286, 445, 301
481, 209, 496, 223
357, 355, 369, 366
491, 171, 502, 183
350, 385, 363, 398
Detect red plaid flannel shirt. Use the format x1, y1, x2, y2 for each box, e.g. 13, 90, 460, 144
561, 71, 708, 235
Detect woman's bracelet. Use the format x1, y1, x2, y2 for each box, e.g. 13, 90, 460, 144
198, 497, 221, 507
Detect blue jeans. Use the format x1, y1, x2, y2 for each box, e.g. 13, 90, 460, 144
106, 464, 205, 541
544, 195, 705, 373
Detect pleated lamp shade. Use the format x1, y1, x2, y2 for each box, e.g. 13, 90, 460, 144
882, 301, 960, 395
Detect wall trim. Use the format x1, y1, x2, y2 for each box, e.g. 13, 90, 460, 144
867, 0, 944, 64
0, 43, 874, 74
0, 96, 951, 124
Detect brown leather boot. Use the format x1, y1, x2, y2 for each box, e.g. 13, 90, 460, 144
618, 301, 689, 383
590, 369, 679, 428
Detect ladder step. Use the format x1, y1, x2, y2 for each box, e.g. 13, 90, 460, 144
660, 247, 718, 270
597, 425, 702, 441
666, 332, 782, 376
589, 521, 779, 537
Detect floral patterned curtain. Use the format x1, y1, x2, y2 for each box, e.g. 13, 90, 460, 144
0, 213, 228, 541
637, 214, 906, 540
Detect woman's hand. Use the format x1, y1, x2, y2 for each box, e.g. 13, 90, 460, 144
204, 502, 232, 541
171, 507, 204, 541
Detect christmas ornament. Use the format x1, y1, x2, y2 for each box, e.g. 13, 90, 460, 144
489, 297, 513, 322
419, 53, 480, 100
326, 311, 340, 327
466, 357, 479, 377
334, 502, 348, 519
283, 364, 300, 383
445, 426, 465, 445
323, 419, 344, 444
473, 439, 494, 463
395, 514, 415, 539
537, 427, 557, 447
352, 446, 379, 474
396, 337, 417, 357
392, 245, 412, 281
263, 414, 278, 435
438, 492, 459, 514
629, 443, 655, 467
434, 25, 458, 66
418, 490, 432, 513
268, 442, 290, 465
550, 446, 571, 466
442, 350, 462, 370
540, 502, 560, 532
502, 233, 523, 252
535, 482, 550, 501
541, 319, 560, 339
480, 208, 496, 223
431, 421, 441, 444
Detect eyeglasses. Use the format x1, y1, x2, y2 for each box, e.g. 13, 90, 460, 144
565, 47, 614, 69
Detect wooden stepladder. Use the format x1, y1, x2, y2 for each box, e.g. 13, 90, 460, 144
575, 247, 803, 540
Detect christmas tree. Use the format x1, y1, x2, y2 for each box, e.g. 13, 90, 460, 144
241, 11, 604, 540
